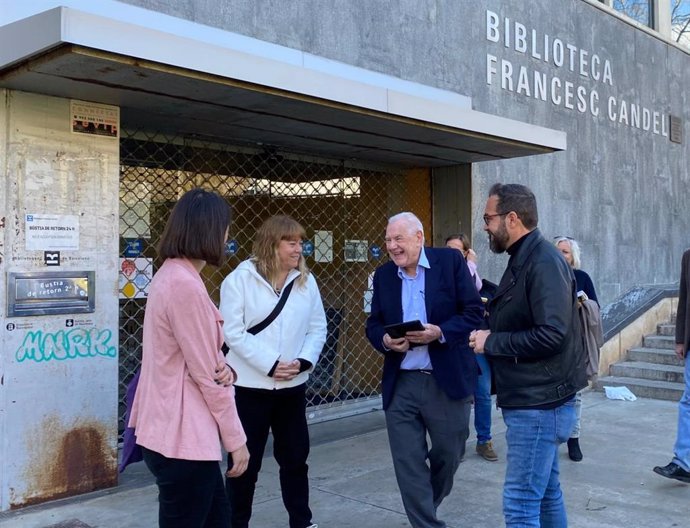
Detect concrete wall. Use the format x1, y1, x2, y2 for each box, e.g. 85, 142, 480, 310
114, 0, 690, 306
0, 89, 7, 511
0, 92, 120, 509
469, 3, 689, 303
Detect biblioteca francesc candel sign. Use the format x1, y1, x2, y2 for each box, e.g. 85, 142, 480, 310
485, 9, 672, 138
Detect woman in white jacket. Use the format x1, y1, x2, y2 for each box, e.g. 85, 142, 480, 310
220, 215, 327, 528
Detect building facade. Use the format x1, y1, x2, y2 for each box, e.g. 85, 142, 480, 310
0, 0, 688, 509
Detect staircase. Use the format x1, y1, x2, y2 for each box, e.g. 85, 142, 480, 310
596, 317, 685, 401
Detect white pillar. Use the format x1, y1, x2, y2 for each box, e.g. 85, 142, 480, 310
0, 90, 120, 510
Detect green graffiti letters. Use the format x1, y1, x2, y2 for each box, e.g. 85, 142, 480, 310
15, 328, 117, 363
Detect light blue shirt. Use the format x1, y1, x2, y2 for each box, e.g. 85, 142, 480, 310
399, 248, 432, 370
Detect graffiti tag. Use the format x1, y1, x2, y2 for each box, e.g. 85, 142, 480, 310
15, 328, 117, 363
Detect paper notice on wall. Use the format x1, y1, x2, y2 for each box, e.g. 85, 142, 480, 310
314, 230, 333, 263
363, 289, 373, 313
25, 214, 80, 251
71, 100, 119, 138
120, 181, 152, 238
344, 239, 368, 262
119, 258, 153, 299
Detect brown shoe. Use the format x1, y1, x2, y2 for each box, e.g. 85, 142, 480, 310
476, 441, 498, 461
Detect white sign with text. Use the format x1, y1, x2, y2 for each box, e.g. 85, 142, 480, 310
25, 214, 80, 251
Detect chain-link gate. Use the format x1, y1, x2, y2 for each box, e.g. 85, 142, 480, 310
118, 130, 431, 436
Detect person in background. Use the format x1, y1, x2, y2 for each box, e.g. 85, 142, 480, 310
130, 188, 249, 527
366, 212, 483, 528
554, 236, 598, 304
554, 236, 600, 462
471, 183, 587, 528
221, 215, 327, 528
653, 248, 690, 484
446, 233, 498, 462
445, 233, 482, 292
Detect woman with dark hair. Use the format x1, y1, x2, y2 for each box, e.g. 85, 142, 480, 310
130, 188, 249, 527
554, 235, 600, 462
221, 215, 327, 528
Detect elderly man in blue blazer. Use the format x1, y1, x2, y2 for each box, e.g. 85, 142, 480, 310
366, 212, 483, 528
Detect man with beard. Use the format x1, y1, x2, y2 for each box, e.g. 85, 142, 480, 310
470, 183, 587, 528
366, 212, 483, 528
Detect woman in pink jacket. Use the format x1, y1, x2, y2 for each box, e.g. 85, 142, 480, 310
129, 188, 249, 527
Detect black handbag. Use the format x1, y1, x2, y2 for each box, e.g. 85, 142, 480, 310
221, 279, 295, 354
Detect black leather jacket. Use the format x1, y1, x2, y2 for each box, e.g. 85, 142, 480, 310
485, 229, 587, 408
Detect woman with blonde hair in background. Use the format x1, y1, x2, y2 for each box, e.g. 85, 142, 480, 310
221, 215, 327, 528
554, 235, 601, 462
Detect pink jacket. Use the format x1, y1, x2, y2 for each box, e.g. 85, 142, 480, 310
129, 258, 246, 460
466, 260, 482, 292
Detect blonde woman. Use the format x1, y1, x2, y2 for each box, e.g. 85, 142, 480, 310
220, 215, 327, 528
554, 236, 600, 462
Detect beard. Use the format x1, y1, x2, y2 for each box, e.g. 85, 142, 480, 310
488, 222, 510, 254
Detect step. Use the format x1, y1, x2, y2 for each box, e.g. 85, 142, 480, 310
657, 323, 676, 337
643, 334, 677, 350
596, 376, 684, 402
627, 347, 684, 366
609, 361, 685, 383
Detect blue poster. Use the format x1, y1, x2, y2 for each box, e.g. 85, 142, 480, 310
370, 244, 382, 259
302, 240, 314, 257
225, 239, 239, 256
124, 238, 144, 257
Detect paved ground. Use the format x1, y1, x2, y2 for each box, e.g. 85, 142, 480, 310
0, 390, 687, 527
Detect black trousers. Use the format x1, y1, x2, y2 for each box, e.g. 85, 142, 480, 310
142, 447, 229, 528
226, 383, 312, 528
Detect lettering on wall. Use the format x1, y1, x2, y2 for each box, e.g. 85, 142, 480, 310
15, 328, 117, 363
485, 10, 671, 138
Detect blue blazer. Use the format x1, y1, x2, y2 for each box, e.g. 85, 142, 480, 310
366, 247, 484, 409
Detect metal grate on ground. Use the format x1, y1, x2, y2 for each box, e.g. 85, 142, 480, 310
118, 130, 431, 436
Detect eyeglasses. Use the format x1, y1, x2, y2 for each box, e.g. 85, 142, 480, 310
482, 212, 508, 225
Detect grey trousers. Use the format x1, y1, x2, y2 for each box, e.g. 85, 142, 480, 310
385, 371, 472, 528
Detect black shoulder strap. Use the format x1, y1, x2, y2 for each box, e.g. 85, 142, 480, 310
247, 279, 295, 335
221, 278, 296, 355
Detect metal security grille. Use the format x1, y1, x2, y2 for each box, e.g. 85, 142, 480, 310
118, 130, 431, 435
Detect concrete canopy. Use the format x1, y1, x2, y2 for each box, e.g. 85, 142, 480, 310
0, 6, 566, 167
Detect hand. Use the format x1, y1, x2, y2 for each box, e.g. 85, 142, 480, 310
469, 329, 490, 354
273, 360, 301, 381
465, 248, 478, 263
226, 444, 250, 478
214, 361, 235, 387
383, 333, 410, 353
406, 324, 442, 345
676, 343, 686, 361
